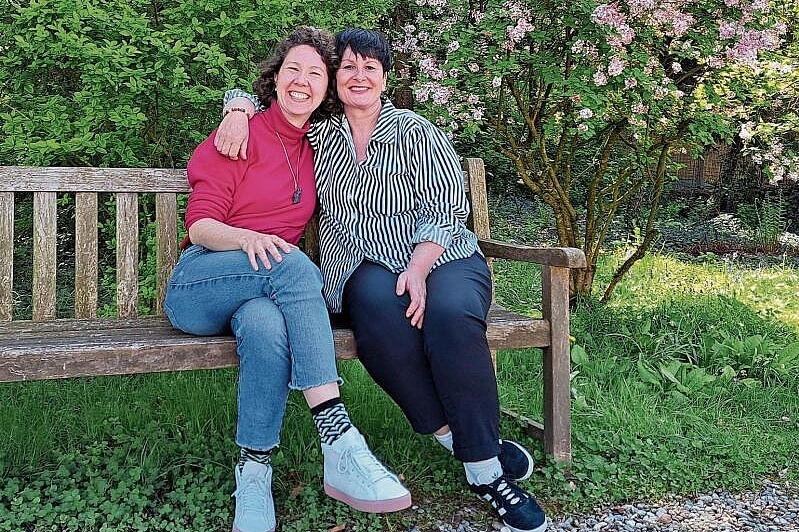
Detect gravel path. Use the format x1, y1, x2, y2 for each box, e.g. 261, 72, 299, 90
423, 480, 798, 532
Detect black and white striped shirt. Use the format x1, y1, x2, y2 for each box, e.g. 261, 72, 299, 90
225, 91, 480, 311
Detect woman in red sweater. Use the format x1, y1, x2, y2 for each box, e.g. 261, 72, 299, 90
163, 26, 410, 532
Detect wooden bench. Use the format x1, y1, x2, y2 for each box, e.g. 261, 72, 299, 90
0, 160, 586, 462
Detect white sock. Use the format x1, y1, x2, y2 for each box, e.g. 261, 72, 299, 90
463, 457, 503, 486
434, 431, 454, 452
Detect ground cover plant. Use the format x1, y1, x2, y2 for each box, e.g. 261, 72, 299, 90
2, 201, 797, 531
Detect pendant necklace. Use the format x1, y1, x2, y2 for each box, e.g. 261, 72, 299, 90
275, 131, 302, 204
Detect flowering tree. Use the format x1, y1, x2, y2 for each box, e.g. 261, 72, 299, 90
397, 0, 783, 301
730, 2, 798, 186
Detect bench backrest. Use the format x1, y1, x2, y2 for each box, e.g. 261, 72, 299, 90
0, 159, 490, 322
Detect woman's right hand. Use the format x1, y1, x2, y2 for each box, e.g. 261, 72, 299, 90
214, 102, 255, 160
238, 232, 295, 271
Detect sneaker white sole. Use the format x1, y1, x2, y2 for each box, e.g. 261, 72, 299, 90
324, 483, 412, 513
233, 525, 276, 532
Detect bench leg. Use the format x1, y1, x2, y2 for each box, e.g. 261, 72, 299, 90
542, 265, 572, 464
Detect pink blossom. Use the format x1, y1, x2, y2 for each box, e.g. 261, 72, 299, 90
468, 94, 480, 105
473, 109, 484, 120
671, 62, 682, 74
579, 108, 594, 119
632, 103, 648, 114
625, 77, 637, 89
577, 123, 589, 132
608, 56, 627, 77
448, 41, 460, 53
468, 63, 480, 73
593, 71, 608, 86
570, 94, 582, 104
591, 4, 626, 28
492, 76, 502, 88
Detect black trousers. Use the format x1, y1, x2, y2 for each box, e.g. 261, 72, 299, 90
342, 253, 500, 462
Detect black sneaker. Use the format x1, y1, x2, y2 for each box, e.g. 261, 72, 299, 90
499, 439, 534, 481
469, 476, 547, 532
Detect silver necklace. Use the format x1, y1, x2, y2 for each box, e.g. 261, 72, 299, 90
275, 131, 302, 204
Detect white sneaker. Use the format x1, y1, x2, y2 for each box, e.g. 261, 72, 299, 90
322, 427, 412, 513
232, 461, 276, 532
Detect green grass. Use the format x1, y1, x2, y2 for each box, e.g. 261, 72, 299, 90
1, 250, 798, 530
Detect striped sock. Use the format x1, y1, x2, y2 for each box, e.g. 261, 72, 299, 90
238, 447, 272, 472
311, 398, 353, 445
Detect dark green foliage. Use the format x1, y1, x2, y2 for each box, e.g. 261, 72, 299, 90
0, 0, 398, 168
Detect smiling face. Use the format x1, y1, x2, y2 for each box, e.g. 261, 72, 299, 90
335, 47, 387, 113
274, 44, 329, 127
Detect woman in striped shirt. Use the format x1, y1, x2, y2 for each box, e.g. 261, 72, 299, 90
216, 28, 547, 532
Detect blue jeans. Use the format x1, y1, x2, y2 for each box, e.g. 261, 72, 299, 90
164, 245, 340, 451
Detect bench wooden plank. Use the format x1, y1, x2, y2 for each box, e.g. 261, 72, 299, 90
156, 193, 179, 315
75, 192, 99, 318
0, 167, 190, 193
0, 306, 548, 382
0, 192, 12, 321
33, 191, 57, 320
116, 193, 139, 318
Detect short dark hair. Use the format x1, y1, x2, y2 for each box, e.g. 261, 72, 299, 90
335, 27, 393, 72
253, 26, 339, 121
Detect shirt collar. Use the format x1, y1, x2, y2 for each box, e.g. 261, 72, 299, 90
333, 99, 400, 145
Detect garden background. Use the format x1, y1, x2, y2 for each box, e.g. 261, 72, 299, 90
1, 0, 798, 530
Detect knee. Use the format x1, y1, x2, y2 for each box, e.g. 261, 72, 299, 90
279, 250, 323, 287
231, 299, 288, 347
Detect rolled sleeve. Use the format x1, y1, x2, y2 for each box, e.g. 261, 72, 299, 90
409, 124, 470, 250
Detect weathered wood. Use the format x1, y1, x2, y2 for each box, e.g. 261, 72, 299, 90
542, 265, 573, 463
75, 192, 98, 318
0, 167, 190, 193
464, 158, 490, 240
116, 193, 139, 318
479, 239, 588, 268
0, 306, 544, 382
33, 191, 57, 320
0, 192, 12, 321
156, 193, 179, 315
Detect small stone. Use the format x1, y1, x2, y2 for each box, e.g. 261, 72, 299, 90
657, 513, 673, 524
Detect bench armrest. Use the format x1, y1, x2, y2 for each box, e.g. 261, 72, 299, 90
478, 238, 587, 269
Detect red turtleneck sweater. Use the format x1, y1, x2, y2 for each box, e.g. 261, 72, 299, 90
184, 103, 317, 247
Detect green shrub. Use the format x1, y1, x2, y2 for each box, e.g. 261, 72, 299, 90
0, 0, 398, 168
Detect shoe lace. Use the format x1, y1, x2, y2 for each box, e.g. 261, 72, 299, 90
490, 479, 528, 509
232, 472, 270, 513
339, 447, 394, 483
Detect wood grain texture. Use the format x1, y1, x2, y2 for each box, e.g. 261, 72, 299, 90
0, 167, 190, 193
0, 306, 544, 382
116, 193, 139, 318
0, 192, 12, 321
155, 193, 179, 316
75, 192, 98, 318
33, 192, 57, 320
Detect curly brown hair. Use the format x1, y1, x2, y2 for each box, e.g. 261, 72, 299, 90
253, 26, 340, 121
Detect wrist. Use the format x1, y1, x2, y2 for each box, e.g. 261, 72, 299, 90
223, 106, 252, 120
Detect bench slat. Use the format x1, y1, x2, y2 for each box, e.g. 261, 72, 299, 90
75, 192, 99, 318
0, 167, 190, 193
33, 191, 57, 320
0, 306, 549, 382
116, 193, 139, 317
156, 193, 179, 315
0, 192, 12, 321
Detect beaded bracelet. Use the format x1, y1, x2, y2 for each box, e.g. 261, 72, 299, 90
223, 107, 251, 119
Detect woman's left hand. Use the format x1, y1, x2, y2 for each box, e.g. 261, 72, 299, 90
396, 268, 429, 329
